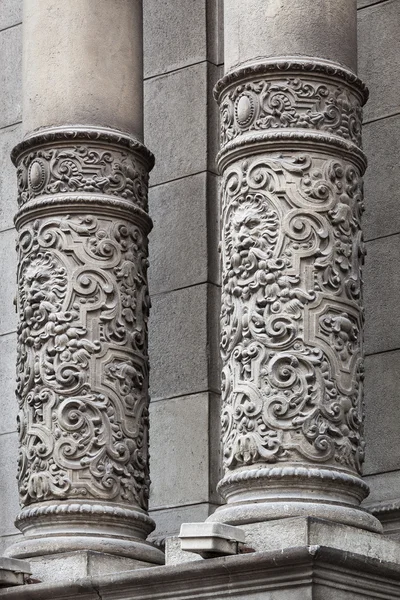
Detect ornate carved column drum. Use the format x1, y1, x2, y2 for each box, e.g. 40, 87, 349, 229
209, 0, 381, 533
6, 0, 164, 568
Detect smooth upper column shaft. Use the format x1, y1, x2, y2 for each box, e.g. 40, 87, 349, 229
224, 0, 358, 73
22, 0, 143, 139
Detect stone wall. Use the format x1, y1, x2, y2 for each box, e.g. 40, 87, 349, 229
0, 0, 399, 556
0, 0, 23, 555
358, 0, 400, 530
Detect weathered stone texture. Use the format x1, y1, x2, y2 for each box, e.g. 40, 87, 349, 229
364, 234, 400, 355
358, 0, 400, 122
364, 350, 400, 474
149, 394, 210, 508
0, 433, 20, 538
148, 173, 219, 295
144, 0, 208, 78
0, 228, 17, 335
0, 24, 22, 128
363, 115, 400, 241
0, 334, 18, 434
148, 284, 220, 401
0, 0, 22, 31
144, 64, 210, 186
0, 124, 20, 231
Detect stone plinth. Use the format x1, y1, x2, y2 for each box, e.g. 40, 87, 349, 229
1, 529, 400, 599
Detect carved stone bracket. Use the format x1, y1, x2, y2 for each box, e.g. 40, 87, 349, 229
210, 58, 381, 533
7, 127, 164, 564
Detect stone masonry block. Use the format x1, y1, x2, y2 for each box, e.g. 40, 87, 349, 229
364, 234, 400, 355
0, 25, 22, 128
0, 333, 18, 434
149, 503, 220, 540
149, 393, 210, 509
144, 0, 207, 79
363, 115, 400, 241
0, 123, 20, 231
148, 284, 219, 400
364, 350, 400, 475
358, 0, 386, 8
0, 228, 17, 335
0, 432, 20, 537
0, 0, 22, 32
364, 470, 400, 508
149, 173, 208, 295
358, 0, 400, 122
144, 63, 209, 186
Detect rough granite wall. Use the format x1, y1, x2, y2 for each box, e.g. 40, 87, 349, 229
0, 0, 399, 556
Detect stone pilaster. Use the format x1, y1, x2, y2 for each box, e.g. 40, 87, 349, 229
209, 0, 381, 533
6, 0, 164, 572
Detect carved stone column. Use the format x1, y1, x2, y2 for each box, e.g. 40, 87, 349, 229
6, 0, 164, 572
209, 0, 381, 533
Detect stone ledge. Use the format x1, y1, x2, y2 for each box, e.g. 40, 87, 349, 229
1, 543, 400, 599
0, 558, 31, 588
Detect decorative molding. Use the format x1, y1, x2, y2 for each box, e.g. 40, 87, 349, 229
13, 128, 151, 212
213, 52, 373, 529
219, 75, 363, 146
10, 125, 159, 562
214, 58, 368, 103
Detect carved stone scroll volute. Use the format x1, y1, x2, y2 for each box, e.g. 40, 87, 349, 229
8, 128, 164, 565
210, 59, 381, 533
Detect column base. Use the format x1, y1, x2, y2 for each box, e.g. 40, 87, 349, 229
207, 499, 382, 534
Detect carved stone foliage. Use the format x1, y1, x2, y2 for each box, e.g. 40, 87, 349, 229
220, 153, 365, 477
16, 144, 149, 211
16, 214, 151, 509
220, 77, 362, 146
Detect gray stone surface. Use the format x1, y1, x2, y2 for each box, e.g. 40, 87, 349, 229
22, 1, 144, 138
358, 0, 386, 8
148, 173, 219, 295
149, 393, 210, 509
363, 350, 400, 474
2, 544, 400, 599
148, 284, 220, 401
0, 0, 22, 32
0, 25, 21, 128
240, 517, 400, 564
224, 0, 357, 72
364, 234, 400, 355
0, 123, 20, 231
165, 537, 200, 566
0, 228, 17, 335
363, 115, 400, 241
144, 63, 212, 186
144, 0, 207, 78
150, 503, 220, 540
0, 333, 17, 434
358, 0, 400, 122
0, 535, 22, 559
364, 470, 400, 507
0, 432, 20, 537
29, 552, 152, 584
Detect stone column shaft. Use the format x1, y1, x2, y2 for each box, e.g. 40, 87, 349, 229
7, 0, 164, 568
210, 0, 381, 532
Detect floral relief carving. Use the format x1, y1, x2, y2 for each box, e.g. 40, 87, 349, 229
16, 145, 149, 211
220, 153, 366, 476
16, 215, 151, 509
220, 77, 362, 146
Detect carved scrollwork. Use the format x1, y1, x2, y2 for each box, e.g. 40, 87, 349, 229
16, 144, 149, 211
219, 76, 363, 146
220, 152, 366, 478
16, 214, 151, 509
